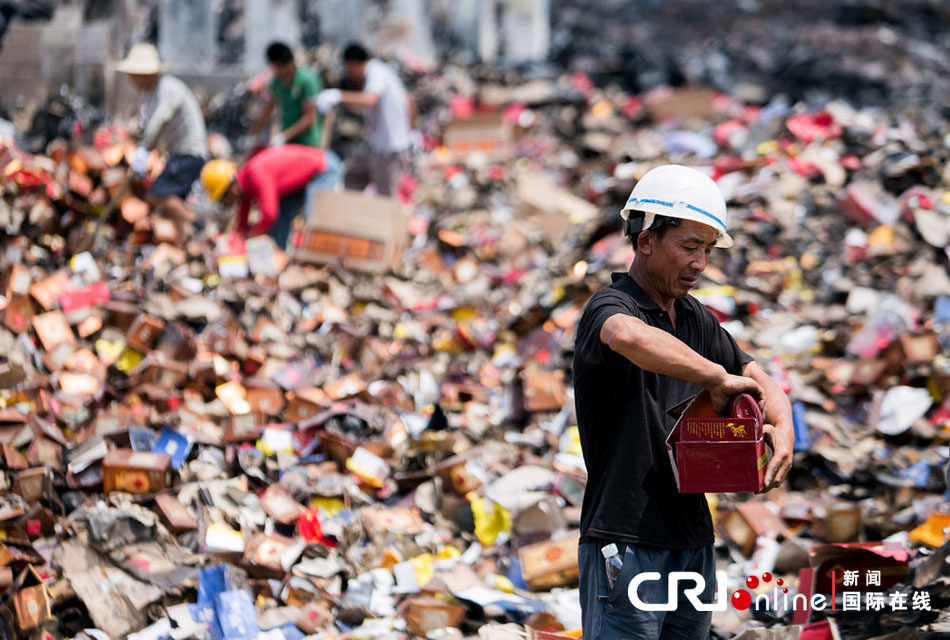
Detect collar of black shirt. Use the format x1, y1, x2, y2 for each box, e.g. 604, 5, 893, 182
610, 271, 693, 316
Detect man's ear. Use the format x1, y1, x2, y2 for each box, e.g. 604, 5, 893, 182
636, 230, 654, 255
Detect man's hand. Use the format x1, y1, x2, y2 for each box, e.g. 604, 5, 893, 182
705, 371, 764, 415
410, 130, 425, 154
239, 134, 257, 152
316, 89, 342, 114
761, 422, 794, 491
130, 146, 149, 177
268, 132, 286, 147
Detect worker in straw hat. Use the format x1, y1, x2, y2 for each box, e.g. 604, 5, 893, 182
116, 42, 208, 229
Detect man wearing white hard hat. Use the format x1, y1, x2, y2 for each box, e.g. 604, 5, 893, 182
573, 165, 794, 639
116, 43, 208, 227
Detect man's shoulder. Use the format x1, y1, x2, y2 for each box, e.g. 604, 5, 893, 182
238, 153, 270, 182
680, 293, 716, 320
368, 58, 397, 82
295, 67, 318, 85
580, 282, 636, 321
235, 160, 252, 182
161, 74, 189, 94
587, 280, 633, 304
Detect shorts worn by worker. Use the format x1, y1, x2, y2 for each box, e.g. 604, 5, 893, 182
344, 145, 409, 197
271, 150, 343, 250
578, 539, 715, 640
147, 154, 205, 200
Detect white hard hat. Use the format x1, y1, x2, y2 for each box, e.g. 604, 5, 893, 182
621, 164, 733, 248
115, 43, 166, 75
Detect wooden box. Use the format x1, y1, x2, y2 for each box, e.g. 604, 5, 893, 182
102, 449, 172, 494
127, 314, 165, 352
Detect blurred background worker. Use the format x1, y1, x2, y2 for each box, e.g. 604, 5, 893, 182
200, 145, 341, 250
116, 42, 207, 227
316, 42, 413, 196
248, 41, 323, 148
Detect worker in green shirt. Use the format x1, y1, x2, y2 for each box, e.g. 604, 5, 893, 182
248, 41, 322, 148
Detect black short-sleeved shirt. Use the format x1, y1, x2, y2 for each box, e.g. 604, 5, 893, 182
573, 272, 753, 549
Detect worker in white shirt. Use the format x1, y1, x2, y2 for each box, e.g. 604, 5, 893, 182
315, 42, 415, 197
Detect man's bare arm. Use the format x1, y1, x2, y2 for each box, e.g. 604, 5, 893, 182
744, 360, 794, 491
340, 90, 380, 109
280, 101, 316, 141
600, 313, 763, 412
248, 98, 276, 136
407, 93, 417, 129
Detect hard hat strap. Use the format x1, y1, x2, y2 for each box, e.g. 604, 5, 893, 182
623, 211, 645, 238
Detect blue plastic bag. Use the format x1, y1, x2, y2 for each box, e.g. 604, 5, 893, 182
215, 590, 260, 639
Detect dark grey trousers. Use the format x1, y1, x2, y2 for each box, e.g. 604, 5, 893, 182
344, 146, 409, 197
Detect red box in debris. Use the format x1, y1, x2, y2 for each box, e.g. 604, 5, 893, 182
666, 391, 768, 493
793, 542, 909, 625
59, 281, 110, 314
810, 542, 909, 594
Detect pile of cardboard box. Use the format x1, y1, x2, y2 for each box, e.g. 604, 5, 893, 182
2, 55, 950, 640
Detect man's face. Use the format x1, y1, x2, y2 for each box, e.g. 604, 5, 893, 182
344, 61, 367, 87
129, 73, 157, 91
222, 181, 241, 206
640, 219, 718, 299
272, 61, 295, 84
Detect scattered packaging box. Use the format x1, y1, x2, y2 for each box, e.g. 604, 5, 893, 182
12, 565, 52, 631
406, 597, 467, 636
102, 449, 173, 494
296, 190, 410, 273
718, 501, 793, 556
516, 174, 598, 243
443, 112, 513, 161
518, 531, 581, 591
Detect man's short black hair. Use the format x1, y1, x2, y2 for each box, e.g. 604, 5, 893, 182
342, 42, 371, 63
629, 213, 681, 247
648, 214, 681, 240
266, 41, 294, 64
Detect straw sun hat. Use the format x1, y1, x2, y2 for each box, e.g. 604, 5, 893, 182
115, 43, 166, 75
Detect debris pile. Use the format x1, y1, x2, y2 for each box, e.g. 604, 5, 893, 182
550, 0, 950, 108
1, 30, 950, 640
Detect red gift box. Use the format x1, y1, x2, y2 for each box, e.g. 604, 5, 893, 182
793, 542, 909, 625
59, 281, 110, 314
666, 391, 768, 493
